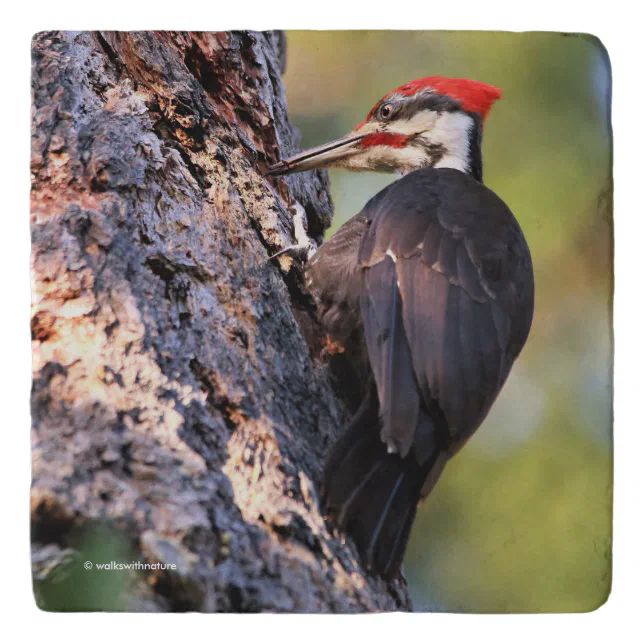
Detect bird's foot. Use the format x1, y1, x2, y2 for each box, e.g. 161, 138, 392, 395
269, 202, 317, 261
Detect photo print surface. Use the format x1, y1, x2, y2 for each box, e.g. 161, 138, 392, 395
30, 30, 612, 613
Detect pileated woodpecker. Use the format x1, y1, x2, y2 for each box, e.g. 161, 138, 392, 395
268, 77, 534, 579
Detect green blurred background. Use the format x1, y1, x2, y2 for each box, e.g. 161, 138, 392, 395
283, 31, 612, 613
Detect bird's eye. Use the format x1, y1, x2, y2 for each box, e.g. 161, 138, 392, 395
379, 104, 393, 120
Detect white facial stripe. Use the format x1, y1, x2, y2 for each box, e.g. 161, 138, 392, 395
340, 144, 429, 174
428, 111, 473, 173
386, 110, 440, 137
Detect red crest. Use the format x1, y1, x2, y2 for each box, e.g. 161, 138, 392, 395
358, 76, 503, 128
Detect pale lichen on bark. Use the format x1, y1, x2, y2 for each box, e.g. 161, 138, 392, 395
30, 31, 412, 612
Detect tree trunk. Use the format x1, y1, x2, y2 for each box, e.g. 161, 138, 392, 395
30, 30, 411, 612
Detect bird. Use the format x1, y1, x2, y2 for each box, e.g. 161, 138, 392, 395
267, 76, 534, 579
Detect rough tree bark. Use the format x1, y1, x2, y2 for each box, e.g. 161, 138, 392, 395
30, 31, 412, 612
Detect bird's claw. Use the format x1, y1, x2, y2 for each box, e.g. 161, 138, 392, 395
268, 242, 314, 261
269, 202, 317, 262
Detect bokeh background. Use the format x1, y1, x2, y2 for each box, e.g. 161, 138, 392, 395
283, 31, 612, 612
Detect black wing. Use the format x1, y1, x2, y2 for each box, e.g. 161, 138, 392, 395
358, 168, 534, 462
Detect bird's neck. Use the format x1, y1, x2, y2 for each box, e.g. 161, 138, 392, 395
408, 112, 484, 182
461, 117, 483, 183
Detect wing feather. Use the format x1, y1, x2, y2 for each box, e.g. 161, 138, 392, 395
435, 233, 459, 278
361, 257, 419, 456
356, 168, 533, 457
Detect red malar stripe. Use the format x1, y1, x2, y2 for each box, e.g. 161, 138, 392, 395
360, 132, 410, 149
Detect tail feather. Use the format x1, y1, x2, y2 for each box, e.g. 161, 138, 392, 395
337, 460, 381, 527
323, 401, 444, 579
323, 386, 379, 488
365, 470, 405, 563
381, 503, 417, 576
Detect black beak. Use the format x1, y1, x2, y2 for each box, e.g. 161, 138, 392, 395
266, 133, 366, 176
